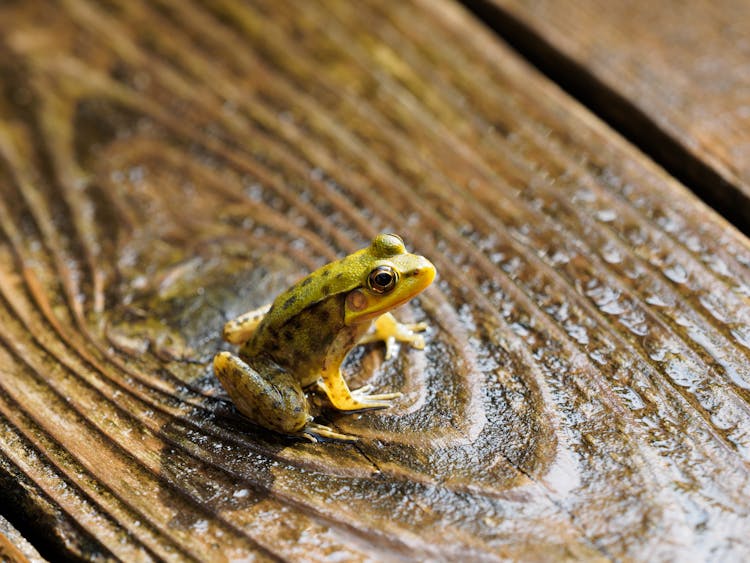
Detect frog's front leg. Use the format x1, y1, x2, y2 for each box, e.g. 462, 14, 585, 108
222, 303, 272, 345
357, 312, 429, 359
214, 352, 355, 441
317, 370, 401, 412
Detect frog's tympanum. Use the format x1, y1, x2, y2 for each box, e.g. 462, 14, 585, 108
214, 234, 436, 441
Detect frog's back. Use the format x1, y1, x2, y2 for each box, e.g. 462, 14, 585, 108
253, 294, 349, 375
256, 235, 408, 335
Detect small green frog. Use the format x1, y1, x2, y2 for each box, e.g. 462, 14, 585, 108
214, 234, 436, 441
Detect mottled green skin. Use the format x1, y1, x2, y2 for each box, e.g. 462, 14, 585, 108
245, 294, 361, 389
254, 233, 412, 332
214, 234, 436, 441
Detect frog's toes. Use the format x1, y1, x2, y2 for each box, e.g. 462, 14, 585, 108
410, 334, 426, 349
383, 337, 398, 360
362, 328, 426, 359
384, 331, 425, 359
398, 322, 429, 345
368, 314, 430, 358
350, 386, 402, 404
302, 422, 358, 442
317, 376, 402, 411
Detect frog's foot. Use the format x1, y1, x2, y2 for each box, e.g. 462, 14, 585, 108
222, 303, 272, 345
316, 380, 402, 411
214, 351, 309, 435
359, 312, 429, 359
351, 384, 402, 403
300, 422, 358, 442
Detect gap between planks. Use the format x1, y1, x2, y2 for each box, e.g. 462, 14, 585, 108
460, 0, 750, 236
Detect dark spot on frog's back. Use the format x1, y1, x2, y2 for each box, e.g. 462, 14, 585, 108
282, 294, 297, 310
321, 284, 331, 295
321, 268, 330, 277
301, 277, 312, 287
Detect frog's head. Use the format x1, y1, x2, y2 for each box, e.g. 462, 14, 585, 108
344, 234, 436, 325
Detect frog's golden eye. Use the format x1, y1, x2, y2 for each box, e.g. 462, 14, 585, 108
367, 266, 398, 294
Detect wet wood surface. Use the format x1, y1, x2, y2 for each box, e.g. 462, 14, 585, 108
0, 0, 749, 560
1, 514, 44, 563
479, 0, 750, 228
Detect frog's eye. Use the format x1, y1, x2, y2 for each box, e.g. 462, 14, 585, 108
367, 266, 398, 294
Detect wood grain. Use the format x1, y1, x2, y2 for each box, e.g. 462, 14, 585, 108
478, 0, 750, 229
0, 533, 32, 563
0, 0, 748, 560
0, 514, 45, 563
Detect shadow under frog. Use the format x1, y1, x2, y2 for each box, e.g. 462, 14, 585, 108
105, 239, 295, 537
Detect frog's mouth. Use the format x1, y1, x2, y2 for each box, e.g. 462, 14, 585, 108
344, 258, 436, 325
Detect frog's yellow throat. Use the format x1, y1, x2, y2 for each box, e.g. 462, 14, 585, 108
344, 255, 435, 325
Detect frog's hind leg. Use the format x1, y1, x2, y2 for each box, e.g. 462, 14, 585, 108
222, 303, 272, 344
213, 351, 308, 435
213, 352, 356, 441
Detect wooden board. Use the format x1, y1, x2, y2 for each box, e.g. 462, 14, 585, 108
0, 514, 46, 563
0, 0, 749, 559
477, 0, 750, 229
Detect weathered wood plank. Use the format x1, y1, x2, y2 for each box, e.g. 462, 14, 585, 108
475, 0, 750, 229
0, 0, 748, 560
0, 514, 46, 563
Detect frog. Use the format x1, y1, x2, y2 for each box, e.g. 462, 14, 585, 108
213, 233, 436, 442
